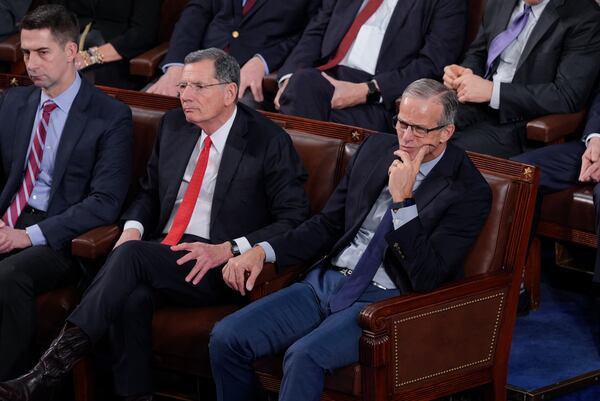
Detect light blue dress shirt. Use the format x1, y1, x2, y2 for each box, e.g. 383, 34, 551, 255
25, 73, 82, 246
259, 148, 445, 289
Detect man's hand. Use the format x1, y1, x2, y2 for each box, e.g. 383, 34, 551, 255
239, 56, 266, 102
113, 228, 142, 249
171, 241, 233, 285
146, 65, 183, 97
455, 73, 493, 104
388, 147, 428, 202
443, 64, 472, 90
222, 246, 265, 296
580, 137, 600, 182
274, 78, 290, 111
0, 226, 32, 254
322, 73, 369, 109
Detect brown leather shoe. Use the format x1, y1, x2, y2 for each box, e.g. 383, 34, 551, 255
0, 326, 91, 401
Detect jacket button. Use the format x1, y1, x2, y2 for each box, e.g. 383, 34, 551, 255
232, 31, 240, 39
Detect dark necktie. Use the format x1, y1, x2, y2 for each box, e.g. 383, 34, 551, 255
485, 5, 533, 79
243, 0, 256, 16
328, 208, 393, 313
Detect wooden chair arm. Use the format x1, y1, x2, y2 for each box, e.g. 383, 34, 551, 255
129, 42, 170, 77
526, 111, 587, 144
262, 72, 278, 96
0, 33, 21, 62
71, 225, 121, 259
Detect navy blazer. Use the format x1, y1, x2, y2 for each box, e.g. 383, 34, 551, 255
269, 134, 491, 293
584, 88, 600, 137
462, 0, 600, 124
277, 0, 467, 108
122, 103, 310, 245
0, 78, 132, 250
162, 0, 321, 72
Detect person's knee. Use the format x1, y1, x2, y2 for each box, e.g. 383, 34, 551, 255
283, 340, 327, 373
210, 315, 249, 361
282, 68, 325, 101
122, 285, 154, 318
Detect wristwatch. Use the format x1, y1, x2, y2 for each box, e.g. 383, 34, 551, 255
229, 240, 241, 256
366, 80, 381, 104
391, 198, 416, 211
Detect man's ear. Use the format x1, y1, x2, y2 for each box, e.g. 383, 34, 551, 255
439, 124, 456, 143
64, 41, 78, 61
224, 82, 239, 106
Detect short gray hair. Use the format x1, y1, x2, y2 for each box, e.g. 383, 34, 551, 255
184, 48, 240, 89
401, 79, 458, 126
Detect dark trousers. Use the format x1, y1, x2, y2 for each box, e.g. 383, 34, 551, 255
68, 236, 241, 396
279, 66, 395, 133
511, 141, 600, 279
451, 103, 526, 159
209, 266, 399, 401
0, 211, 75, 380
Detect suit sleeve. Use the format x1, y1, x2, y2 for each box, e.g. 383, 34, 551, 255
460, 22, 489, 77
243, 131, 310, 246
37, 104, 133, 250
583, 87, 600, 136
257, 0, 322, 72
109, 0, 162, 59
498, 11, 600, 121
375, 0, 467, 107
277, 0, 337, 79
385, 169, 492, 292
161, 0, 216, 66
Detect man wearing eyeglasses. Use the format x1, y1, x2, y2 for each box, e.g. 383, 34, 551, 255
209, 79, 492, 401
0, 48, 309, 401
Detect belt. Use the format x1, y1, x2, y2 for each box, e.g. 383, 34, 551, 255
22, 205, 47, 215
333, 266, 388, 290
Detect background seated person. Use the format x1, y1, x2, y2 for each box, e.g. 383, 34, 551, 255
50, 0, 161, 89
0, 48, 309, 401
513, 86, 600, 280
0, 4, 131, 382
273, 0, 467, 133
443, 0, 600, 158
0, 0, 31, 40
210, 79, 492, 401
146, 0, 321, 108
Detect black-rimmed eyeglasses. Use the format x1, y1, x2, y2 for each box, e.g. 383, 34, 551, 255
393, 116, 448, 138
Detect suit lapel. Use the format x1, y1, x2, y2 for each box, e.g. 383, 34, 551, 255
209, 109, 248, 229
325, 0, 363, 55
10, 89, 39, 181
241, 0, 266, 21
414, 146, 459, 213
516, 0, 561, 72
378, 0, 416, 64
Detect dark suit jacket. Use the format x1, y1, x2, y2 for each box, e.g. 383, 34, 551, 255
0, 77, 133, 250
277, 0, 467, 108
162, 0, 321, 72
270, 134, 491, 293
462, 0, 600, 124
584, 87, 600, 137
122, 103, 310, 245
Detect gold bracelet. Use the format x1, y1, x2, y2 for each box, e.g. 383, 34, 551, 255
88, 46, 104, 65
78, 50, 92, 67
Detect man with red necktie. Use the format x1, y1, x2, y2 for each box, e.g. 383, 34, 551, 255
0, 4, 131, 382
443, 0, 600, 158
0, 48, 309, 401
274, 0, 467, 132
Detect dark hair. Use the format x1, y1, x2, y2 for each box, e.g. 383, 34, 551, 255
184, 48, 241, 89
20, 4, 79, 46
402, 78, 459, 126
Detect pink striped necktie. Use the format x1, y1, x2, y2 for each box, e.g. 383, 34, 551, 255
2, 100, 58, 227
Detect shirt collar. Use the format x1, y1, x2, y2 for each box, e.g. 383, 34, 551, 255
200, 106, 237, 154
521, 0, 549, 20
39, 73, 81, 114
419, 148, 445, 178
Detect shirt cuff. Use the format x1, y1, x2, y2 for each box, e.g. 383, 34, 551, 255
391, 205, 418, 229
254, 54, 269, 75
26, 224, 47, 246
257, 241, 276, 263
489, 78, 501, 109
233, 236, 252, 254
584, 133, 600, 146
123, 220, 144, 238
162, 62, 184, 74
278, 73, 293, 87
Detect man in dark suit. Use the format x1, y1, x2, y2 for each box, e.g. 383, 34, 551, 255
210, 79, 492, 401
274, 0, 467, 132
443, 0, 600, 158
0, 5, 131, 381
0, 48, 309, 401
147, 0, 321, 104
513, 86, 600, 277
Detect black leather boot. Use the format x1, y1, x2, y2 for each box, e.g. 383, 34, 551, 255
0, 326, 91, 401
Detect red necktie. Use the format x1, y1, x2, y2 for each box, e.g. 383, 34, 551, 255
162, 136, 212, 246
318, 0, 383, 71
242, 0, 257, 16
2, 100, 58, 227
